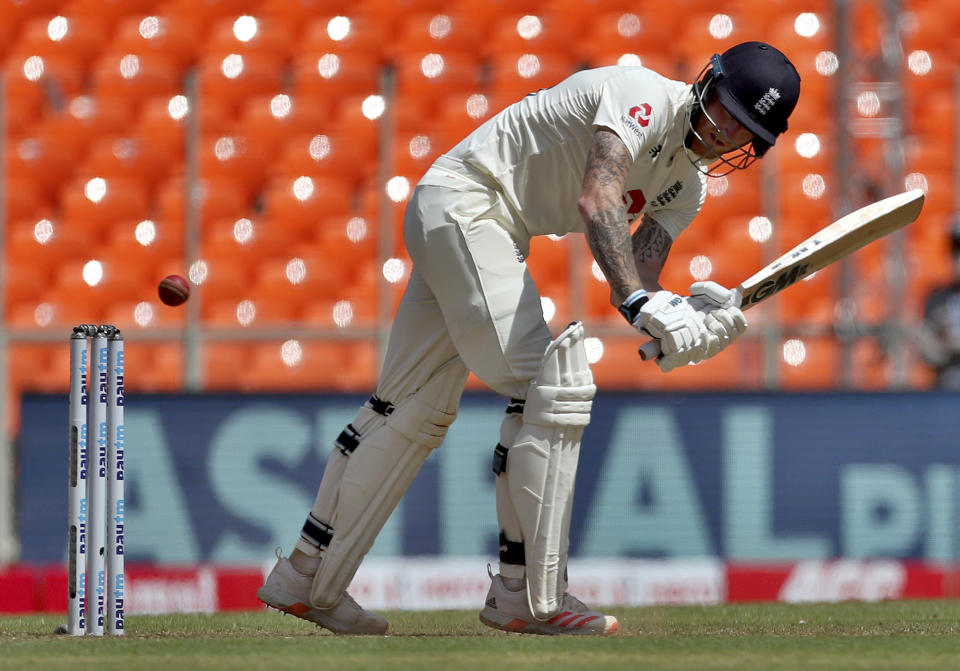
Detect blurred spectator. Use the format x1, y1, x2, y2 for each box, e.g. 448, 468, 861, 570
920, 219, 960, 388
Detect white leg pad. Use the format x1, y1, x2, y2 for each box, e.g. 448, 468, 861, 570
295, 405, 386, 558
506, 322, 595, 620
310, 358, 468, 608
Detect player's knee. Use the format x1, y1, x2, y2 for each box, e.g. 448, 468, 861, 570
524, 322, 596, 428
387, 357, 469, 450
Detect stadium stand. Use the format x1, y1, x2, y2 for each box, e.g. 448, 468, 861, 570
0, 1, 947, 395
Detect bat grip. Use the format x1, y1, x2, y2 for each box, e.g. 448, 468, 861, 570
638, 340, 661, 361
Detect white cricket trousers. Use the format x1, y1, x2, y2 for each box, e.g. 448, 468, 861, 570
375, 181, 554, 404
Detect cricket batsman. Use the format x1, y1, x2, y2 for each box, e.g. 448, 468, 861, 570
258, 41, 801, 635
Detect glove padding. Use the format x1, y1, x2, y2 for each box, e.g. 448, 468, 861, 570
633, 291, 709, 363
686, 281, 748, 359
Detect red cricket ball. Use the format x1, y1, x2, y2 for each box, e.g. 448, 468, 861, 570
158, 274, 191, 307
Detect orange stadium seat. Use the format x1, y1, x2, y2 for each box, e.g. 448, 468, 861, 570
262, 0, 349, 26
394, 51, 482, 101
6, 133, 80, 203
5, 256, 52, 308
3, 53, 87, 106
202, 215, 292, 260
292, 50, 382, 99
389, 129, 447, 177
238, 93, 331, 151
60, 174, 151, 225
65, 0, 162, 27
7, 344, 60, 392
777, 336, 840, 390
187, 254, 246, 305
203, 295, 298, 326
449, 0, 544, 37
202, 342, 253, 389
315, 212, 377, 265
109, 14, 200, 69
488, 51, 576, 101
387, 94, 439, 136
5, 175, 47, 225
253, 248, 343, 303
904, 136, 954, 175
390, 11, 484, 61
197, 50, 285, 112
705, 171, 765, 223
302, 292, 377, 328
357, 180, 407, 244
244, 340, 377, 391
484, 13, 576, 61
326, 94, 386, 159
1, 0, 61, 35
675, 11, 762, 63
909, 171, 954, 216
103, 219, 183, 268
261, 175, 355, 240
132, 343, 185, 391
155, 175, 251, 225
13, 15, 107, 66
162, 0, 260, 31
579, 11, 675, 66
79, 134, 178, 184
102, 299, 187, 332
7, 216, 94, 272
299, 13, 387, 60
33, 286, 105, 326
90, 51, 182, 104
432, 91, 497, 146
137, 92, 233, 141
205, 14, 295, 61
355, 0, 450, 36
778, 170, 835, 237
271, 132, 376, 187
198, 132, 274, 192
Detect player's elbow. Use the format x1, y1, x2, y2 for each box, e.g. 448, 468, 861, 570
577, 194, 595, 226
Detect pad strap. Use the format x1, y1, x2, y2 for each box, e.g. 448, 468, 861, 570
299, 513, 334, 552
491, 443, 509, 475
498, 531, 525, 566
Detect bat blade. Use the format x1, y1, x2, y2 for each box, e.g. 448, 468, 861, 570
638, 188, 926, 361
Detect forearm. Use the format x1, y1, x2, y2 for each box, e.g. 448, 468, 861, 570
631, 214, 671, 293
583, 206, 642, 305
578, 128, 643, 306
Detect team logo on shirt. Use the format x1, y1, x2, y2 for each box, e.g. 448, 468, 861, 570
629, 104, 652, 127
622, 103, 652, 138
622, 189, 646, 223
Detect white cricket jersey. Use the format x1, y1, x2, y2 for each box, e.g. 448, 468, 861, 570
420, 65, 710, 246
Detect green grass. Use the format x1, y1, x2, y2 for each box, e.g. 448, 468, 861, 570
3, 601, 960, 671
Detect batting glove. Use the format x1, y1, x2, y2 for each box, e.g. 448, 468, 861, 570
687, 281, 748, 359
619, 290, 709, 360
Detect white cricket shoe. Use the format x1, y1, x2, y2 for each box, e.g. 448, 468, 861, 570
257, 556, 388, 635
479, 571, 618, 636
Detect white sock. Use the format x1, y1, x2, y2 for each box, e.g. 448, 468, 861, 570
290, 553, 321, 576
502, 576, 525, 592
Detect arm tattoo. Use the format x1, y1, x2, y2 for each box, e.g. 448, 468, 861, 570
583, 129, 631, 188
632, 214, 672, 281
582, 129, 639, 303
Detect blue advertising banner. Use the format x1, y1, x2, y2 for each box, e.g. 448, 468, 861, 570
16, 391, 960, 564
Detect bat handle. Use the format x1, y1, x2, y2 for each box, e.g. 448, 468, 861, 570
638, 339, 661, 361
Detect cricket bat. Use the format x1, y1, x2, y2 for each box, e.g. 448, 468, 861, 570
639, 188, 926, 361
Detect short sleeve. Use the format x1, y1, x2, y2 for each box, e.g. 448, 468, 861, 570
591, 69, 669, 162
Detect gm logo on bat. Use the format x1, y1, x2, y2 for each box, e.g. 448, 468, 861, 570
741, 262, 811, 306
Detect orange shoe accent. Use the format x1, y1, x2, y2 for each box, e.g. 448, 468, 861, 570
281, 602, 310, 616
504, 618, 530, 632
574, 615, 599, 628
546, 611, 572, 625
